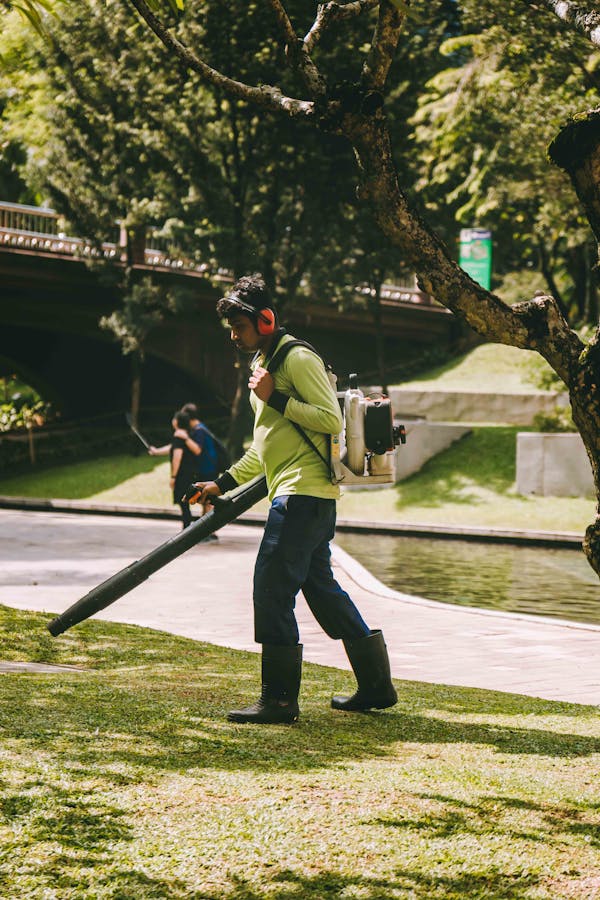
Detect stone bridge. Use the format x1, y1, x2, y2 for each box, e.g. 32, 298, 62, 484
0, 202, 468, 420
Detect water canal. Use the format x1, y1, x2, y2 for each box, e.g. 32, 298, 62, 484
334, 532, 600, 627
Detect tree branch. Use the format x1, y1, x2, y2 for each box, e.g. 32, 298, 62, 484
346, 114, 584, 385
361, 0, 407, 92
523, 0, 600, 47
266, 0, 326, 97
266, 0, 297, 45
304, 0, 378, 55
127, 0, 314, 118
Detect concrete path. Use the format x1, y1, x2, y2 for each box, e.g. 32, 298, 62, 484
0, 508, 598, 706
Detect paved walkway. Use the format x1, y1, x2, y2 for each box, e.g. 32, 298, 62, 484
0, 508, 598, 705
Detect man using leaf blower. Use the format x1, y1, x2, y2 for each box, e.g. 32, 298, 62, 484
189, 273, 397, 725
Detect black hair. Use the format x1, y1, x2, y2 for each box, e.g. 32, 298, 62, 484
173, 409, 191, 431
181, 403, 198, 420
216, 272, 274, 320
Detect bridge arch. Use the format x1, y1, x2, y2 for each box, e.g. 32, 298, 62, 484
0, 202, 471, 422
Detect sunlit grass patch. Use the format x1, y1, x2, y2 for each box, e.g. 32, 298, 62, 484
0, 425, 594, 533
0, 454, 166, 502
393, 343, 554, 393
0, 605, 598, 898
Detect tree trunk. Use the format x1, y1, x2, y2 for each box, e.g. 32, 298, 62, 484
547, 111, 600, 575
566, 244, 587, 322
342, 106, 600, 573
125, 225, 146, 267
369, 281, 387, 394
131, 352, 142, 432
27, 423, 35, 466
227, 353, 251, 459
341, 111, 524, 345
538, 237, 568, 318
584, 241, 598, 324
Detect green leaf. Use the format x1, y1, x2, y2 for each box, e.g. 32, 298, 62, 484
12, 3, 44, 34
388, 0, 409, 13
9, 0, 58, 35
145, 0, 184, 12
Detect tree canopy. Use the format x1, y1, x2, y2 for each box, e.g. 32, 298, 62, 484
6, 0, 600, 574
105, 0, 600, 576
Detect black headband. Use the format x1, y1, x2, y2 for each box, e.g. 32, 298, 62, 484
221, 292, 272, 325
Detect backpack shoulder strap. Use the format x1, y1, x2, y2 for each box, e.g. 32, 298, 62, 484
265, 337, 340, 483
266, 338, 321, 375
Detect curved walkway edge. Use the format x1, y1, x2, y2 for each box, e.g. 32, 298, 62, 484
0, 494, 585, 547
0, 503, 597, 706
330, 543, 600, 634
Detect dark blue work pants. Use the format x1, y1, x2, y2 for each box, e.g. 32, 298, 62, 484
253, 495, 370, 646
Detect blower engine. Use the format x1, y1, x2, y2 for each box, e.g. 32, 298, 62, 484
331, 374, 406, 485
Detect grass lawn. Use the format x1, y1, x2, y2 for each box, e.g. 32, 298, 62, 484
393, 343, 555, 392
0, 428, 593, 534
338, 426, 594, 534
0, 342, 590, 532
0, 454, 168, 506
0, 604, 598, 899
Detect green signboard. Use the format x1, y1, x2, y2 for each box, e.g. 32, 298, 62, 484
459, 228, 492, 290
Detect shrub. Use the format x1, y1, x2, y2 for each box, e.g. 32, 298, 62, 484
532, 406, 577, 433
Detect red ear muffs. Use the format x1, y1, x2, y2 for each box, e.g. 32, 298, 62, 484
256, 308, 276, 335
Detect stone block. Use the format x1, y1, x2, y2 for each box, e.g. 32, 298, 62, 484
389, 388, 559, 425
395, 420, 471, 481
516, 432, 594, 497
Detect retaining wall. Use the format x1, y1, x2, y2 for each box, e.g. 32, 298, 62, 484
516, 432, 594, 498
395, 420, 471, 481
390, 388, 559, 425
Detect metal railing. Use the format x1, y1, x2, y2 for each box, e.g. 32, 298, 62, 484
0, 201, 436, 304
1, 229, 124, 261
0, 201, 59, 234
0, 201, 212, 272
357, 282, 438, 307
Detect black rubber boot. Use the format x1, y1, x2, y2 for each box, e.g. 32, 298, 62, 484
331, 629, 397, 711
228, 644, 302, 724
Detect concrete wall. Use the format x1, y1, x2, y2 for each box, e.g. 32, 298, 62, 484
390, 388, 559, 425
395, 420, 471, 481
516, 432, 595, 498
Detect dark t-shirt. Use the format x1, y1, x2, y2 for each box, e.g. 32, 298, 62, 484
171, 436, 198, 503
190, 423, 219, 480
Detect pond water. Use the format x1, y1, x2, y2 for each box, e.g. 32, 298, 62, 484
335, 532, 600, 627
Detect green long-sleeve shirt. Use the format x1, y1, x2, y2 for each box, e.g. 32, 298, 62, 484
227, 333, 343, 501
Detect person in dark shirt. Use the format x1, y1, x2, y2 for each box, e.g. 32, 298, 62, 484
150, 404, 220, 510
181, 403, 219, 487
169, 409, 198, 529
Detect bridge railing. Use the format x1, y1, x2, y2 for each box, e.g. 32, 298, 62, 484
0, 200, 438, 305
0, 200, 214, 272
358, 283, 439, 307
1, 229, 124, 261
0, 201, 59, 234
0, 201, 124, 262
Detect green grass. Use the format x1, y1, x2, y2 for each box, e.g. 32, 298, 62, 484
0, 604, 598, 899
0, 454, 169, 505
393, 343, 555, 392
338, 426, 594, 533
0, 430, 594, 534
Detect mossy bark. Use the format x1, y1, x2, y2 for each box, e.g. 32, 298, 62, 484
335, 104, 600, 575
547, 110, 600, 574
549, 109, 600, 243
123, 0, 600, 576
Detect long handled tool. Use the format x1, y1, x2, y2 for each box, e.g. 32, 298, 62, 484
47, 475, 268, 636
125, 412, 151, 450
